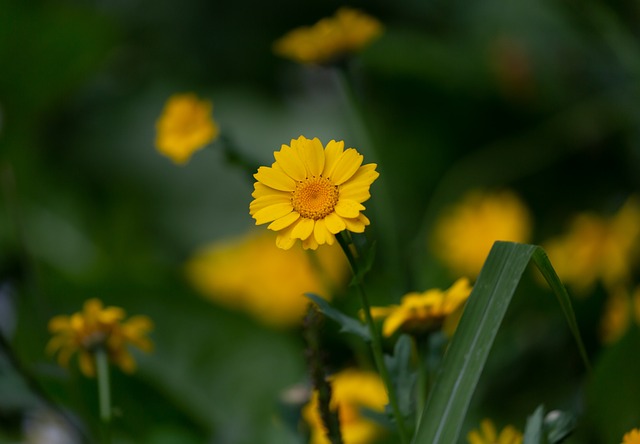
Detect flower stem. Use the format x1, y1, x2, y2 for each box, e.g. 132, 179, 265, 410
95, 348, 112, 444
336, 232, 409, 444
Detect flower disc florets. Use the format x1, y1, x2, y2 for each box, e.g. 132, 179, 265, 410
249, 136, 379, 250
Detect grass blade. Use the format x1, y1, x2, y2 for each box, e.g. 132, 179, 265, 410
412, 242, 589, 444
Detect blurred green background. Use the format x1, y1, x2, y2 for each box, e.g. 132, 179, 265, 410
1, 0, 640, 442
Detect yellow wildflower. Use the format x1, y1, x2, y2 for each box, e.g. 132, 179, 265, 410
47, 299, 153, 377
543, 197, 640, 294
467, 418, 523, 444
600, 285, 640, 344
432, 190, 532, 278
185, 230, 349, 327
371, 277, 473, 337
302, 368, 387, 444
249, 135, 379, 250
155, 93, 219, 164
273, 7, 383, 65
622, 428, 640, 444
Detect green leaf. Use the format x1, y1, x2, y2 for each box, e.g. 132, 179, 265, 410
384, 334, 416, 420
544, 409, 576, 443
523, 405, 545, 444
412, 241, 590, 444
304, 293, 371, 342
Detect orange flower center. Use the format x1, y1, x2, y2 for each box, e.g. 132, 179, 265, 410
292, 176, 339, 220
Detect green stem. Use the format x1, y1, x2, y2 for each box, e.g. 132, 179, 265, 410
413, 336, 428, 431
95, 348, 112, 443
336, 232, 409, 444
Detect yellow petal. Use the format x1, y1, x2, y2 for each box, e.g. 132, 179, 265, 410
254, 166, 296, 191
268, 211, 301, 231
339, 182, 371, 203
48, 315, 71, 332
467, 431, 484, 444
276, 225, 297, 250
481, 419, 497, 442
330, 148, 363, 185
324, 212, 347, 234
302, 235, 319, 250
252, 203, 294, 225
382, 309, 408, 337
334, 199, 365, 218
274, 145, 307, 181
291, 218, 315, 240
343, 216, 366, 233
299, 137, 325, 177
313, 218, 328, 245
250, 193, 292, 214
79, 351, 96, 377
322, 140, 345, 177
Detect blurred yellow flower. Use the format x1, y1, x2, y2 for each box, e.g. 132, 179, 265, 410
622, 428, 640, 444
371, 277, 473, 337
600, 285, 640, 344
47, 299, 153, 377
155, 93, 219, 164
185, 230, 349, 327
467, 418, 523, 444
302, 368, 387, 444
273, 7, 383, 65
543, 197, 640, 293
432, 190, 532, 278
250, 135, 379, 250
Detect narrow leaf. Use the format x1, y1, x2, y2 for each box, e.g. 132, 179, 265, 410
305, 293, 371, 341
384, 334, 416, 419
523, 405, 545, 444
412, 242, 590, 444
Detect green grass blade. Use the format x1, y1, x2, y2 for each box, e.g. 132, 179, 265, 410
412, 242, 589, 444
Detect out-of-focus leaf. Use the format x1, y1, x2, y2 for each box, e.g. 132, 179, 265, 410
523, 405, 545, 444
544, 409, 576, 443
305, 293, 371, 342
384, 334, 415, 419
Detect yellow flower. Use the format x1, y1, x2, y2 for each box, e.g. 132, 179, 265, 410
432, 190, 532, 278
273, 7, 383, 65
600, 285, 640, 344
249, 136, 379, 250
543, 197, 640, 293
185, 230, 349, 327
622, 428, 640, 444
371, 278, 473, 337
467, 419, 523, 444
47, 299, 153, 377
302, 368, 387, 444
155, 93, 219, 164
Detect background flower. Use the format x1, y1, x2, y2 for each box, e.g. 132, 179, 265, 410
155, 93, 219, 164
467, 418, 522, 444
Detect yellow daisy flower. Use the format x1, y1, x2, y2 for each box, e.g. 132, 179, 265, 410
432, 190, 532, 278
467, 419, 523, 444
249, 135, 379, 250
155, 93, 219, 164
273, 7, 383, 65
371, 277, 473, 337
184, 230, 348, 327
600, 285, 640, 344
47, 299, 153, 377
544, 196, 640, 294
302, 368, 387, 444
622, 428, 640, 444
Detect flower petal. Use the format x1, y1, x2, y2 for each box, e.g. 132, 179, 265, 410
276, 225, 297, 250
324, 212, 347, 234
313, 218, 329, 245
252, 203, 294, 225
299, 137, 325, 177
254, 166, 296, 191
274, 145, 307, 181
250, 193, 292, 214
291, 217, 315, 240
334, 199, 365, 218
302, 235, 319, 250
322, 140, 344, 177
268, 211, 301, 231
329, 148, 363, 185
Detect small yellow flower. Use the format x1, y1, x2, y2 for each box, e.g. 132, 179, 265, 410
185, 230, 348, 327
302, 368, 387, 444
467, 419, 523, 444
432, 190, 532, 278
47, 299, 153, 377
622, 428, 640, 444
273, 7, 383, 65
155, 93, 219, 164
544, 197, 640, 294
600, 285, 640, 344
371, 278, 473, 337
249, 135, 379, 250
